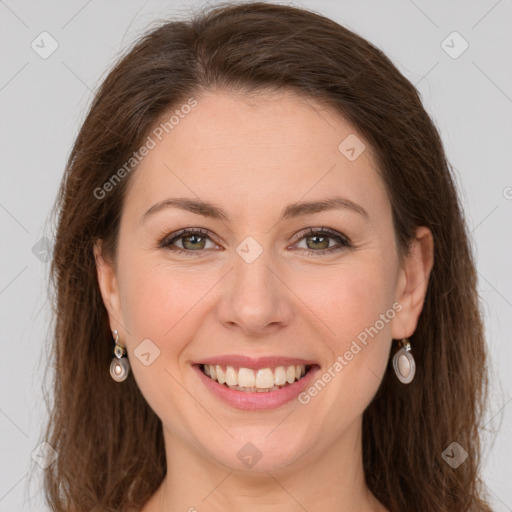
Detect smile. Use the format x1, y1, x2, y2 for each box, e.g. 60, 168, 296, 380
193, 358, 320, 411
201, 363, 311, 392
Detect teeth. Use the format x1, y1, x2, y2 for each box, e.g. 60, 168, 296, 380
216, 365, 226, 384
274, 366, 287, 386
238, 367, 256, 387
256, 368, 275, 389
225, 366, 237, 386
202, 363, 308, 391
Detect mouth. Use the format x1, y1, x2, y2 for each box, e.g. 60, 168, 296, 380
192, 357, 321, 411
199, 363, 314, 392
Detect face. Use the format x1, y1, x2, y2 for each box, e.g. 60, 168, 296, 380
95, 89, 432, 473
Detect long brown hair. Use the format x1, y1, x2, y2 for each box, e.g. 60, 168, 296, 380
40, 2, 493, 510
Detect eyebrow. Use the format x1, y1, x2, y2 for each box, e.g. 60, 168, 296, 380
139, 195, 369, 224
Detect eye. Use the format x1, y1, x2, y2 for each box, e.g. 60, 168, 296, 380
159, 228, 220, 256
159, 226, 352, 257
291, 227, 352, 256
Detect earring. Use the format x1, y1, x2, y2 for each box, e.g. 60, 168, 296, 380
110, 329, 130, 382
392, 338, 416, 384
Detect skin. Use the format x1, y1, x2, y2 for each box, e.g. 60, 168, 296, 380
94, 89, 434, 512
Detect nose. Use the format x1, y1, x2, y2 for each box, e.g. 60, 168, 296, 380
216, 244, 294, 336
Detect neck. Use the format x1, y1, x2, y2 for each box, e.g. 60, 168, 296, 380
144, 416, 386, 512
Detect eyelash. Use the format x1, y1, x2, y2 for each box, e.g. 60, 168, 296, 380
158, 227, 352, 257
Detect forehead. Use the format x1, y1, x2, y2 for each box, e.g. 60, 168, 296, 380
122, 89, 389, 225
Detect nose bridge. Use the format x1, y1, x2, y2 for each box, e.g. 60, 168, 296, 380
217, 235, 293, 334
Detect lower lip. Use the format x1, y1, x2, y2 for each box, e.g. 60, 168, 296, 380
193, 364, 320, 411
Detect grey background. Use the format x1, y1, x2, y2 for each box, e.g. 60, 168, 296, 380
1, 0, 511, 510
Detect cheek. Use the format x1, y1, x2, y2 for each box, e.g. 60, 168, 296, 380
117, 251, 200, 337
297, 259, 396, 345
295, 254, 396, 395
118, 266, 169, 339
115, 253, 207, 412
116, 252, 226, 387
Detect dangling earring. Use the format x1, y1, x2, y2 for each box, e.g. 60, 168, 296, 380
392, 338, 416, 384
110, 329, 130, 382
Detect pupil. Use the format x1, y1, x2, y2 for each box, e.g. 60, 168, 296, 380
308, 235, 328, 250
184, 234, 204, 250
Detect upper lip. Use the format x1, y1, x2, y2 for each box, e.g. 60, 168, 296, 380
194, 355, 319, 369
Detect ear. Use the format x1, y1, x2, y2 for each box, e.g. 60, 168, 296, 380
391, 226, 434, 340
93, 240, 124, 334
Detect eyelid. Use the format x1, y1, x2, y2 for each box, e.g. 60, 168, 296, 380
159, 226, 351, 255
159, 227, 222, 248
290, 226, 351, 246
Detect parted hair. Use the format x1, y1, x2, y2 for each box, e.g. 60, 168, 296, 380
41, 2, 492, 511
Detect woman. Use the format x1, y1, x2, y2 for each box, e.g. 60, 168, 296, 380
42, 2, 493, 511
